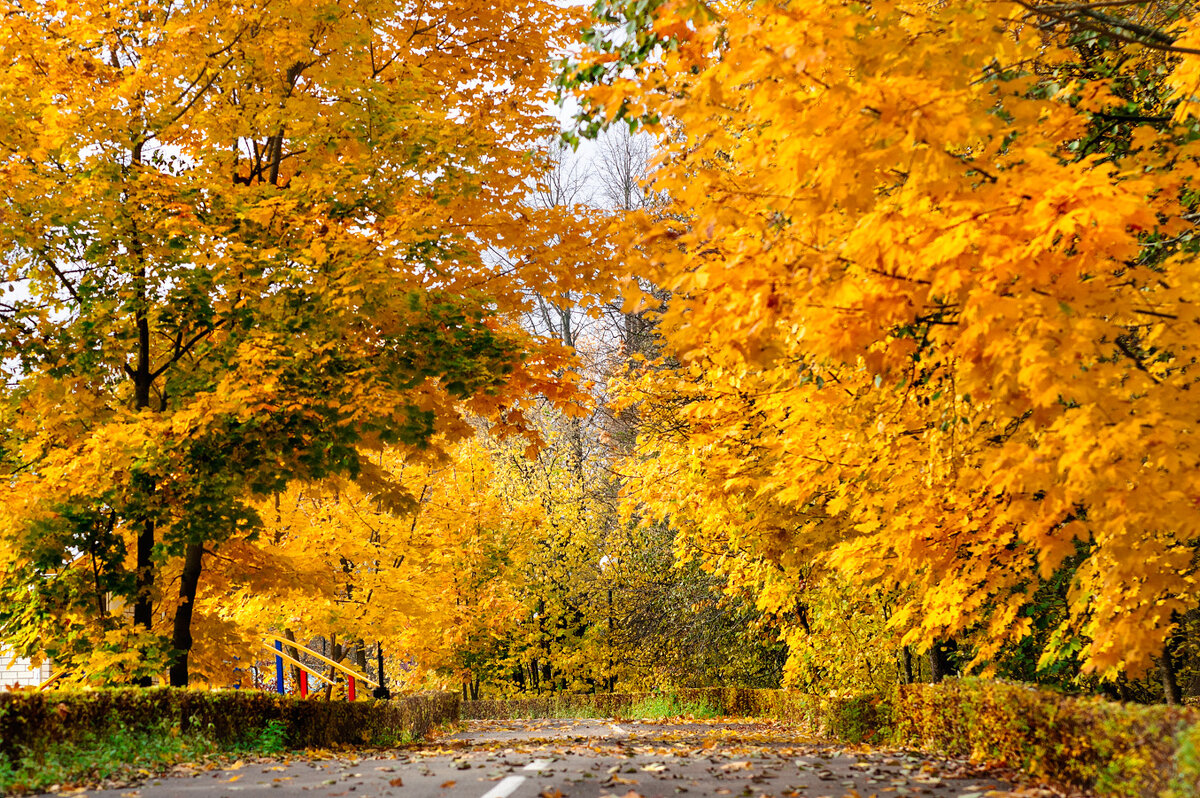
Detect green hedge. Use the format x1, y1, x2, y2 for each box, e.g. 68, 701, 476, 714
0, 687, 459, 763
462, 686, 891, 743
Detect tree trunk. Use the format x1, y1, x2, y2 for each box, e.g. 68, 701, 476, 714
323, 637, 342, 700
285, 629, 303, 688
372, 642, 391, 699
1162, 655, 1183, 705
131, 311, 156, 686
130, 135, 158, 687
168, 542, 205, 687
1162, 623, 1184, 705
928, 640, 956, 683
900, 646, 914, 685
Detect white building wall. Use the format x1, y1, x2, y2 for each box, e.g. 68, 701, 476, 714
0, 645, 51, 691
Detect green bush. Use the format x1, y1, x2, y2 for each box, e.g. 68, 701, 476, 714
0, 716, 218, 794
626, 693, 720, 719
0, 687, 459, 776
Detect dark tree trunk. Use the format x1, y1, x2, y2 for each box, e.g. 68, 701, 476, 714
900, 646, 914, 685
928, 640, 957, 683
130, 150, 157, 685
372, 642, 391, 699
1162, 621, 1184, 705
285, 629, 303, 688
168, 542, 205, 686
131, 310, 155, 686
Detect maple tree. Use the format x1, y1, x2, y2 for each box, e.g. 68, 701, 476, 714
571, 0, 1200, 692
0, 0, 601, 686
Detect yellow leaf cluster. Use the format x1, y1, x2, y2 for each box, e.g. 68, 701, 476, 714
597, 0, 1200, 678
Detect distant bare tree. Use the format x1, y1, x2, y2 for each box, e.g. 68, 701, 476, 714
594, 126, 660, 212
532, 139, 592, 211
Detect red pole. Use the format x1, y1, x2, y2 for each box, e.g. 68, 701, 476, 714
299, 670, 309, 698
348, 677, 356, 701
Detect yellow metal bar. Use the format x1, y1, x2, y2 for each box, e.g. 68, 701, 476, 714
37, 670, 66, 691
260, 642, 336, 686
264, 633, 379, 688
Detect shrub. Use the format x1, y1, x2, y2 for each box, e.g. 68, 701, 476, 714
893, 679, 1199, 798
0, 688, 458, 766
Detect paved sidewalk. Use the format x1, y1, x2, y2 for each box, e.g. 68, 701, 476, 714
47, 718, 1055, 798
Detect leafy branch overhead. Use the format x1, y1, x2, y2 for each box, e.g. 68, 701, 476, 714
570, 0, 1200, 686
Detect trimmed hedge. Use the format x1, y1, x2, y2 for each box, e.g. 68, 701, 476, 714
893, 679, 1199, 798
0, 687, 459, 763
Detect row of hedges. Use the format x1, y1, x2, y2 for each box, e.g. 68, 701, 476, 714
462, 687, 891, 743
466, 681, 1200, 797
0, 687, 459, 762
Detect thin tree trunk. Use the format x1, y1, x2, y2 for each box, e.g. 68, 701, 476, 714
323, 637, 341, 700
284, 629, 303, 688
1162, 620, 1184, 705
168, 542, 205, 686
900, 646, 914, 685
130, 136, 157, 687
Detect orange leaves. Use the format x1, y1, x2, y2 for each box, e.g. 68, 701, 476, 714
583, 0, 1200, 683
0, 0, 617, 684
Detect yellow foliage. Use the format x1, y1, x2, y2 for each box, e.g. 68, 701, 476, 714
592, 0, 1200, 678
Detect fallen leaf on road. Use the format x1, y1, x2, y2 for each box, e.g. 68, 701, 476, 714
540, 788, 566, 798
442, 780, 458, 788
390, 777, 405, 787
225, 775, 241, 783
721, 762, 753, 772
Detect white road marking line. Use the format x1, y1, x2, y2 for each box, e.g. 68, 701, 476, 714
481, 775, 526, 798
523, 760, 553, 772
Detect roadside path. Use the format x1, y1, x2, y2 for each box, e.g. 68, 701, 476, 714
48, 718, 1062, 798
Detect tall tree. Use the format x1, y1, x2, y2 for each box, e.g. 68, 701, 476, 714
572, 0, 1200, 684
0, 0, 594, 685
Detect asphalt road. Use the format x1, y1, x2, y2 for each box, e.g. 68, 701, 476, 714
51, 718, 1052, 798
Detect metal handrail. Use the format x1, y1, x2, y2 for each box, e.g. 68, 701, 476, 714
260, 641, 336, 686
263, 633, 379, 687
